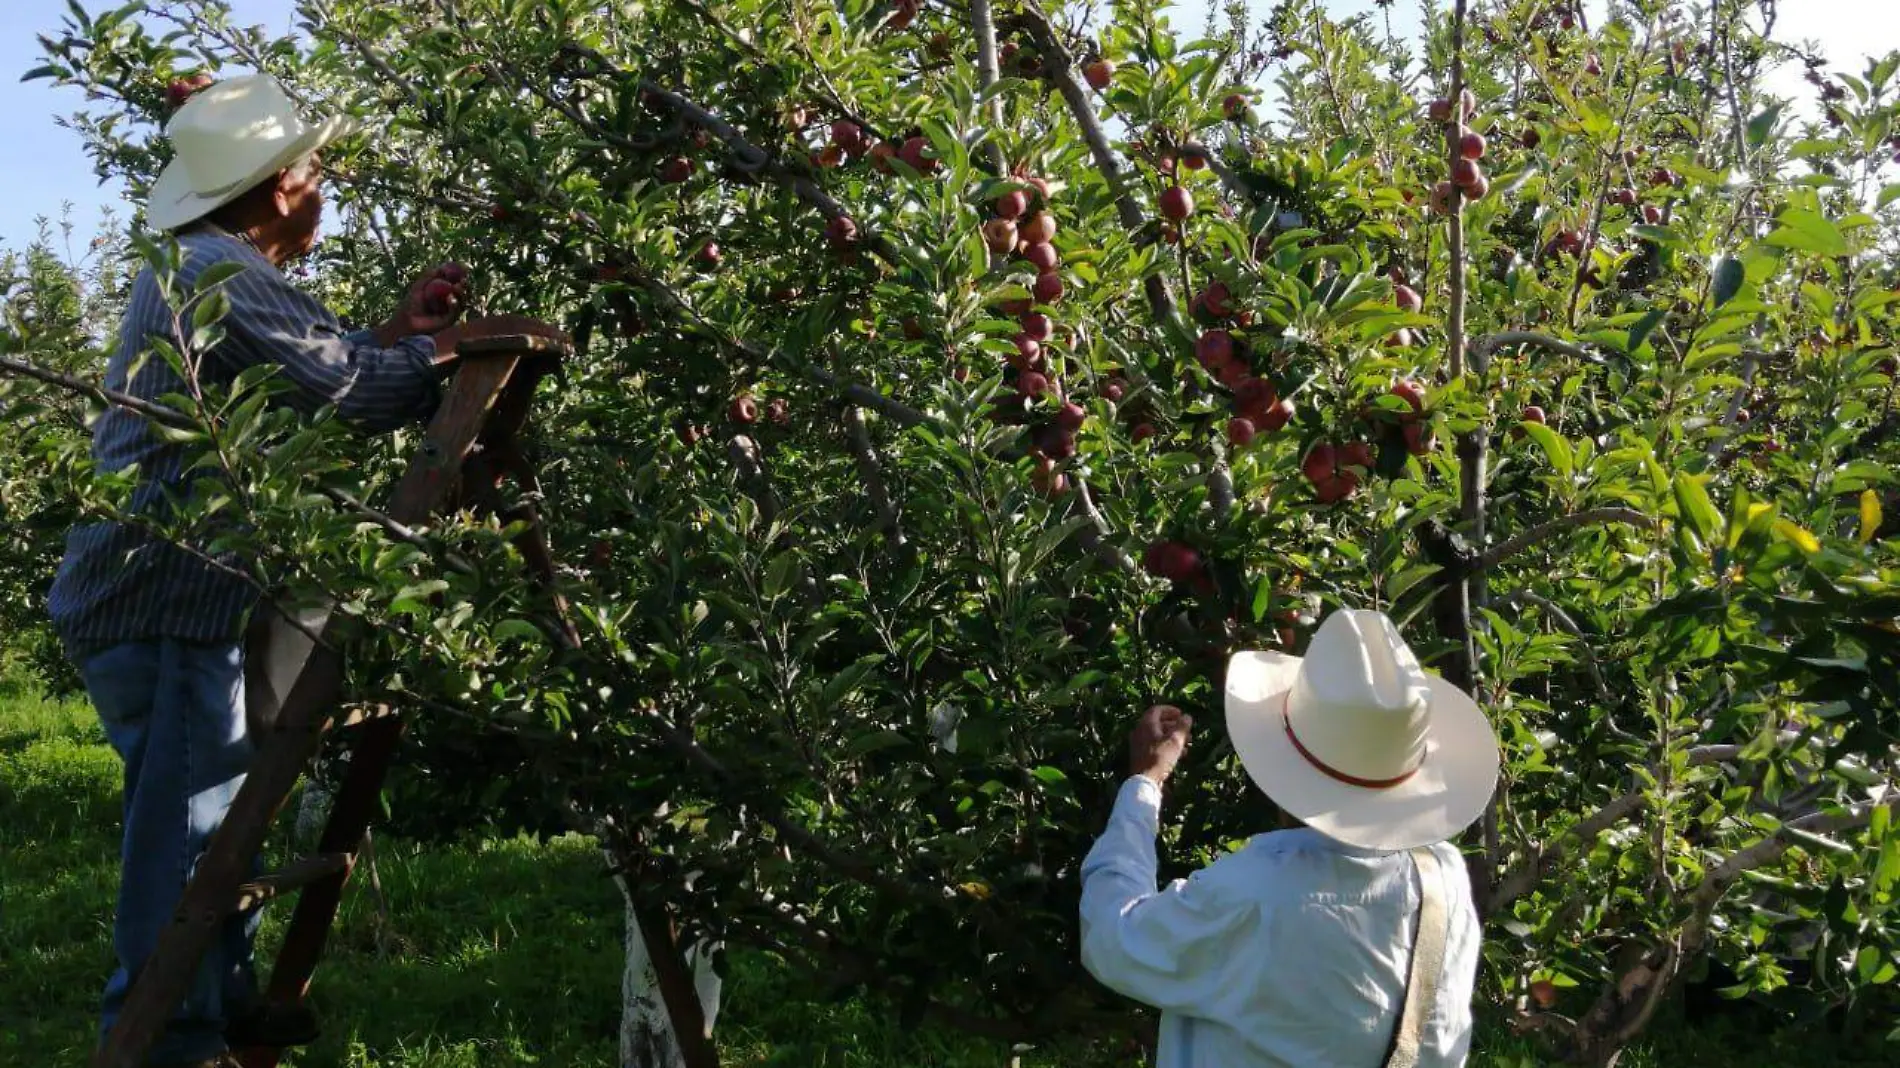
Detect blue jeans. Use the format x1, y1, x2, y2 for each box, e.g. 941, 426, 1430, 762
81, 639, 262, 1065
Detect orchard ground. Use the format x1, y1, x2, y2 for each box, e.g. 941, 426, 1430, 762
0, 653, 1887, 1068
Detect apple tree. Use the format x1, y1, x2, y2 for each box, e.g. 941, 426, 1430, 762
7, 1, 1900, 1065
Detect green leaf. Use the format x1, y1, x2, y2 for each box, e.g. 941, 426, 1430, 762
1672, 471, 1723, 544
1711, 257, 1744, 308
1627, 308, 1666, 353
1765, 210, 1850, 258
1745, 103, 1784, 148
1521, 422, 1573, 482
492, 619, 544, 643
1388, 563, 1442, 603
194, 261, 249, 294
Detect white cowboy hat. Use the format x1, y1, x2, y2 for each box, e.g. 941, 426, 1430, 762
147, 74, 360, 232
1225, 609, 1500, 852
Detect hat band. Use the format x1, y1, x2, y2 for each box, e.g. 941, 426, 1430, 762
1281, 691, 1418, 790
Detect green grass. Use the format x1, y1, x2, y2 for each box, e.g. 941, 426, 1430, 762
1, 657, 1888, 1067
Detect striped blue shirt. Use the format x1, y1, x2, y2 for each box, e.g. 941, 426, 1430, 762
47, 226, 445, 660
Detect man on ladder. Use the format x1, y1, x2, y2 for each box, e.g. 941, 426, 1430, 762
46, 74, 564, 1068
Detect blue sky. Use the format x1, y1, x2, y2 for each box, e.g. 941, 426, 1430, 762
0, 0, 300, 248
1, 0, 1891, 250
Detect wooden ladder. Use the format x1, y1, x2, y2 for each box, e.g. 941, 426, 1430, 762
92, 335, 573, 1068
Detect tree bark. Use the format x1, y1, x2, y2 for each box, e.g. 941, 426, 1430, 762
614, 872, 723, 1068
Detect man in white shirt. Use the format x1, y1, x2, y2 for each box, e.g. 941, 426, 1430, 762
1080, 609, 1501, 1067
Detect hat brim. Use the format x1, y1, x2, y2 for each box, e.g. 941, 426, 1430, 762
146, 114, 360, 233
1225, 649, 1500, 852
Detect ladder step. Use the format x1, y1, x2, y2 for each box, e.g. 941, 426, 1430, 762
234, 853, 354, 913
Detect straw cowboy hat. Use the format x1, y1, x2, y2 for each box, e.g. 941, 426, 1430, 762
147, 74, 360, 232
1225, 609, 1500, 852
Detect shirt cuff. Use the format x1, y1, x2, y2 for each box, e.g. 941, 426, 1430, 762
397, 333, 448, 380
1116, 775, 1164, 834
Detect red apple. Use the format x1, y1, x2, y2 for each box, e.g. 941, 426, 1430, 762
888, 0, 920, 31
1427, 98, 1453, 123
1530, 980, 1559, 1009
868, 141, 897, 173
1102, 380, 1126, 403
1183, 152, 1207, 171
166, 73, 215, 108
1222, 93, 1248, 119
1303, 443, 1338, 486
1459, 131, 1487, 160
1452, 158, 1481, 188
1465, 174, 1491, 201
1227, 417, 1258, 448
1018, 371, 1051, 398
1394, 284, 1423, 312
1234, 377, 1276, 417
1584, 53, 1602, 77
1199, 280, 1234, 318
1642, 204, 1664, 225
1386, 329, 1415, 349
1391, 379, 1426, 414
1159, 186, 1194, 221
1012, 333, 1042, 361
982, 217, 1019, 254
1257, 397, 1294, 433
1055, 401, 1087, 431
1084, 59, 1117, 91
1314, 469, 1360, 504
1132, 422, 1157, 443
696, 243, 722, 266
899, 135, 936, 173
1196, 329, 1235, 369
1021, 312, 1054, 341
831, 120, 865, 155
1020, 212, 1057, 244
660, 156, 692, 183
1024, 242, 1060, 271
1461, 89, 1477, 118
1521, 128, 1542, 149
1402, 421, 1433, 455
1142, 540, 1203, 582
1429, 181, 1457, 215
1033, 271, 1065, 305
1522, 405, 1547, 425
1613, 187, 1639, 207
730, 395, 759, 424
420, 278, 458, 316
1032, 456, 1068, 496
994, 190, 1030, 220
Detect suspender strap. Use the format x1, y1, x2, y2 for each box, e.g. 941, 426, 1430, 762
1383, 846, 1448, 1068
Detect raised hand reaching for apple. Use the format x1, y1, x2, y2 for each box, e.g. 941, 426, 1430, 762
383, 262, 470, 341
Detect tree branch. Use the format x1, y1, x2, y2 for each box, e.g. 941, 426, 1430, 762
844, 406, 905, 548
1015, 2, 1181, 325
969, 0, 1009, 175
1469, 331, 1604, 366
1475, 508, 1661, 575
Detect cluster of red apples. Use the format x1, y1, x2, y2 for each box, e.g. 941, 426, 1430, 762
1426, 91, 1491, 210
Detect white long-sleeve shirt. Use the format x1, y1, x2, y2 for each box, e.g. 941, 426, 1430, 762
1080, 776, 1482, 1067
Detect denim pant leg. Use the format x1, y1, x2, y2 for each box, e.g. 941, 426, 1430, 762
83, 638, 259, 1064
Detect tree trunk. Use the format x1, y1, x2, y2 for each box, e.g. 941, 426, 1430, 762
616, 874, 723, 1068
